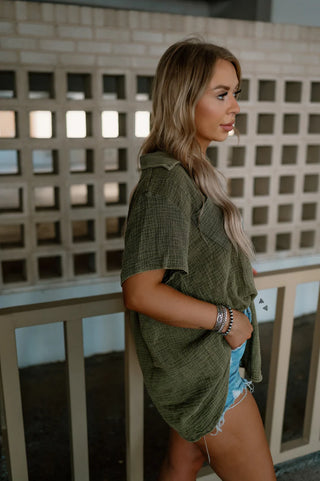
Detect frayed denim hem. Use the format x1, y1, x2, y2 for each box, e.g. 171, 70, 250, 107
203, 381, 254, 465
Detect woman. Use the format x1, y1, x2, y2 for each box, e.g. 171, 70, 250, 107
121, 38, 276, 481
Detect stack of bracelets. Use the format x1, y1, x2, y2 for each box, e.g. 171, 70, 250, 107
213, 305, 234, 336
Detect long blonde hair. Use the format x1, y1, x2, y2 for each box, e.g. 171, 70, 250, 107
141, 38, 254, 259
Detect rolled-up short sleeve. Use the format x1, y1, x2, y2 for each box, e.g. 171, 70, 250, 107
121, 191, 190, 284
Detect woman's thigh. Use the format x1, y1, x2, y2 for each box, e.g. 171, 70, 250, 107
195, 391, 276, 481
158, 428, 206, 481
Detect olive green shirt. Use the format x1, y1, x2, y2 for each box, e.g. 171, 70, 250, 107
121, 151, 262, 442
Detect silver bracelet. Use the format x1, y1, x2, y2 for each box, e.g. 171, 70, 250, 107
222, 306, 234, 336
214, 305, 228, 333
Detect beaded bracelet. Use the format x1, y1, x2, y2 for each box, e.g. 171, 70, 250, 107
222, 306, 234, 336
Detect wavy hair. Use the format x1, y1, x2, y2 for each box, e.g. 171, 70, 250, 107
140, 38, 254, 259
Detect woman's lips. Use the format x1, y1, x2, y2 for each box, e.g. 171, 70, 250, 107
220, 123, 235, 132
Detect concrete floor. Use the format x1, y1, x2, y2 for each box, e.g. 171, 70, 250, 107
1, 315, 319, 480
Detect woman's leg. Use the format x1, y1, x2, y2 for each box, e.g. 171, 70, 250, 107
195, 391, 276, 481
158, 427, 206, 481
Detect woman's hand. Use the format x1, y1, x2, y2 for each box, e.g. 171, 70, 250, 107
222, 309, 253, 350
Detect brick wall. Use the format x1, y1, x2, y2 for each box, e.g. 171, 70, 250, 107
0, 0, 319, 289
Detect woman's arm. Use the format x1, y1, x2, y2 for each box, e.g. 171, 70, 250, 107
122, 269, 252, 349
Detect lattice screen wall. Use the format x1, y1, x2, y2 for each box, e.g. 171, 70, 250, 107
0, 1, 319, 288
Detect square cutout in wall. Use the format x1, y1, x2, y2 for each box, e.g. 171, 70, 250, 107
104, 148, 127, 171
258, 80, 276, 101
229, 146, 245, 167
279, 176, 295, 194
38, 255, 62, 279
66, 111, 91, 138
2, 259, 26, 283
104, 183, 126, 205
34, 186, 59, 210
36, 221, 60, 245
106, 216, 126, 239
300, 230, 315, 248
302, 203, 317, 220
136, 75, 153, 101
103, 74, 125, 99
29, 111, 53, 138
0, 187, 23, 213
239, 79, 249, 101
308, 115, 320, 134
72, 219, 95, 242
0, 224, 24, 248
251, 235, 267, 253
310, 82, 320, 102
33, 150, 58, 174
255, 146, 272, 165
306, 145, 320, 164
69, 149, 93, 173
278, 204, 293, 223
0, 71, 15, 98
303, 174, 319, 193
276, 233, 291, 251
67, 73, 91, 100
0, 150, 20, 174
106, 249, 123, 271
235, 114, 247, 135
283, 114, 299, 134
285, 81, 302, 102
252, 206, 268, 225
257, 114, 274, 134
73, 252, 95, 275
281, 145, 297, 165
254, 177, 270, 196
70, 184, 94, 208
229, 178, 244, 197
29, 72, 54, 99
0, 111, 16, 138
207, 146, 218, 167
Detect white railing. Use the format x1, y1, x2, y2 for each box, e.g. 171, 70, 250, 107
0, 265, 320, 481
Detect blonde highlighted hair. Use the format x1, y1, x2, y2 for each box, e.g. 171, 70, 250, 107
141, 37, 254, 259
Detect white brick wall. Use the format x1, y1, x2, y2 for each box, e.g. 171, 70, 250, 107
0, 0, 319, 289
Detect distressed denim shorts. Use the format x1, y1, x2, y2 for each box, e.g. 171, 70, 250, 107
203, 307, 254, 462
210, 307, 253, 435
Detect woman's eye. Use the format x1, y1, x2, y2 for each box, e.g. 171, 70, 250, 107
217, 92, 228, 100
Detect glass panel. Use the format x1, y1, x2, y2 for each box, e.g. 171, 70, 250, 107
281, 145, 297, 165
283, 114, 299, 134
252, 206, 268, 225
239, 79, 249, 101
277, 204, 293, 223
303, 174, 319, 193
300, 231, 315, 248
29, 111, 52, 138
276, 232, 291, 250
106, 249, 123, 271
254, 177, 270, 196
70, 184, 94, 208
69, 149, 93, 173
106, 217, 126, 239
308, 114, 320, 134
255, 146, 272, 166
102, 111, 118, 138
104, 148, 126, 171
104, 183, 126, 205
229, 178, 244, 197
251, 235, 267, 253
310, 82, 320, 102
257, 114, 274, 134
279, 176, 295, 194
306, 145, 320, 164
302, 203, 317, 220
229, 146, 245, 166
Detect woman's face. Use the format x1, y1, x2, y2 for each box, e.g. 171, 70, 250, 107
195, 59, 241, 152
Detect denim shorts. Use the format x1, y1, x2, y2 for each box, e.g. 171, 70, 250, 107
212, 307, 253, 436
203, 307, 253, 462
